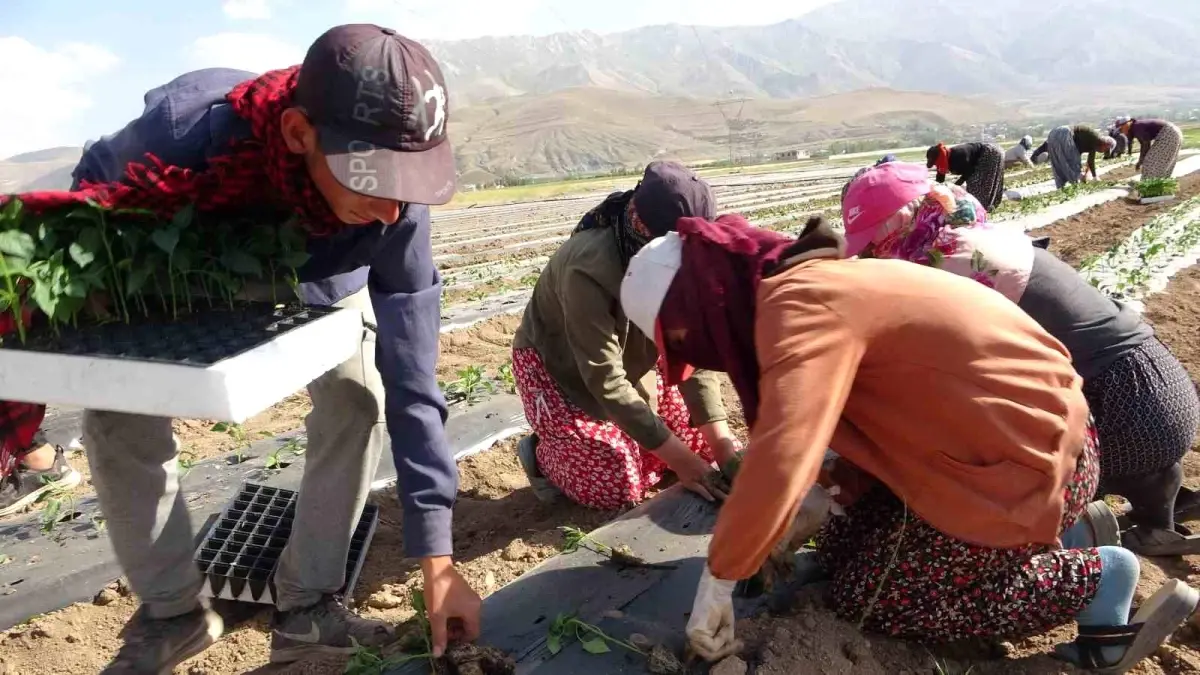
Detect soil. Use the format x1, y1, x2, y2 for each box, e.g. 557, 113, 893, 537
0, 438, 617, 674
1026, 171, 1200, 267
436, 315, 522, 382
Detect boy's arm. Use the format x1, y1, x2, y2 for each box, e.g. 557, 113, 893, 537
72, 69, 254, 187
367, 205, 457, 558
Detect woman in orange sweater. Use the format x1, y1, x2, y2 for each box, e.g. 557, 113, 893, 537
619, 215, 1198, 673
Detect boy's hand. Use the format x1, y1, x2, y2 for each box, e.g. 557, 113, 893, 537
421, 556, 482, 657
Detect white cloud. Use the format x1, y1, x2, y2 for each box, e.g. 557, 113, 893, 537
187, 33, 304, 73
0, 37, 120, 159
222, 0, 273, 20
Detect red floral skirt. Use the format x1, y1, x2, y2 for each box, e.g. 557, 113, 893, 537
815, 422, 1104, 642
512, 347, 713, 510
0, 307, 43, 477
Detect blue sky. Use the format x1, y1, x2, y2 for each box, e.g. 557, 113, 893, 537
0, 0, 842, 159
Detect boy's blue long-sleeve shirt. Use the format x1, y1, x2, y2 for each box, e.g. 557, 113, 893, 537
72, 68, 456, 558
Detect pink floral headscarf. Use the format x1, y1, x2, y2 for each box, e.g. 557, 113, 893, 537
858, 183, 1034, 303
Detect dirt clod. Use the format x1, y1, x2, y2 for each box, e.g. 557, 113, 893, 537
365, 590, 407, 610
501, 539, 534, 562
436, 642, 515, 675
646, 644, 684, 674
843, 638, 871, 664
710, 655, 748, 675
30, 625, 57, 640
93, 588, 119, 606
629, 632, 653, 650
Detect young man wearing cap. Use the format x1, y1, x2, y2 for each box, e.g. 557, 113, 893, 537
28, 24, 480, 672
510, 161, 739, 511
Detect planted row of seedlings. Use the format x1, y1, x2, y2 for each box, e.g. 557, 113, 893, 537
1079, 196, 1200, 307
0, 199, 311, 345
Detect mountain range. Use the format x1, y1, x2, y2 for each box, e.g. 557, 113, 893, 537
7, 0, 1200, 187
427, 0, 1200, 105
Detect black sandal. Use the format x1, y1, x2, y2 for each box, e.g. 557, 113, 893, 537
1061, 579, 1199, 674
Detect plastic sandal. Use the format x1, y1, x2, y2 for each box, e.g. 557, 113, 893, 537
1084, 501, 1121, 547
1069, 579, 1200, 675
1122, 522, 1200, 557
1175, 486, 1200, 523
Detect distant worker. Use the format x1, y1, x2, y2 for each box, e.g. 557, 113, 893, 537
1030, 125, 1117, 189
1004, 135, 1036, 169
1105, 124, 1128, 159
1120, 118, 1183, 178
924, 141, 1005, 210
510, 161, 739, 510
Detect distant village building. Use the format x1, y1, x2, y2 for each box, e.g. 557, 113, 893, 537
773, 147, 811, 162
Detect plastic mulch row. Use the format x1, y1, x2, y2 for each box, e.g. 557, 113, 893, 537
194, 482, 378, 605
11, 304, 339, 367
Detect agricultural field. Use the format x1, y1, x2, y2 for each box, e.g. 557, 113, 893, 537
5, 149, 1200, 675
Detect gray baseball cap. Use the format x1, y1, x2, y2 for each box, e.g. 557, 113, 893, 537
294, 24, 456, 205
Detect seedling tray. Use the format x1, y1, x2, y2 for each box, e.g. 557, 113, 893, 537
1139, 195, 1177, 205
194, 482, 378, 605
0, 303, 362, 422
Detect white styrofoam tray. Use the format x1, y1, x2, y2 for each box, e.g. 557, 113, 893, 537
0, 306, 363, 422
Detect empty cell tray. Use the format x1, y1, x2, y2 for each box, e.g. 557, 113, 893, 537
0, 303, 362, 422
194, 482, 379, 606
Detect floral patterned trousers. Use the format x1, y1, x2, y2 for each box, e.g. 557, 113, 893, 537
815, 423, 1104, 642
511, 347, 713, 510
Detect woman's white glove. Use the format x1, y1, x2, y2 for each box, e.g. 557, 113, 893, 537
685, 567, 741, 662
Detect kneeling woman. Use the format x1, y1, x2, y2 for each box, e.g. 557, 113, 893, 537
511, 161, 738, 510
840, 162, 1200, 556
620, 214, 1197, 671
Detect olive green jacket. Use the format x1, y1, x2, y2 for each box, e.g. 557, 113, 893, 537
513, 227, 727, 448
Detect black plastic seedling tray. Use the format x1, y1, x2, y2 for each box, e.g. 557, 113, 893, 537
195, 482, 378, 605
5, 303, 339, 367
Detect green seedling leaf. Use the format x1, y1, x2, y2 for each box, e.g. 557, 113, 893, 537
580, 636, 611, 654
0, 231, 35, 259
279, 251, 312, 269
171, 203, 195, 230
30, 278, 58, 317
220, 250, 264, 278
210, 422, 231, 433
151, 228, 180, 256
68, 227, 103, 268
547, 633, 563, 655
0, 197, 23, 223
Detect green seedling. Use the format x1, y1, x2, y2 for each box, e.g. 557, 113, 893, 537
211, 421, 249, 445
547, 613, 644, 657
264, 447, 289, 471
0, 200, 312, 342
281, 436, 307, 456
440, 365, 494, 405
559, 526, 675, 570
1134, 177, 1179, 199
345, 588, 434, 675
265, 437, 306, 470
37, 481, 79, 537
497, 361, 516, 394
0, 554, 11, 565
177, 450, 198, 478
